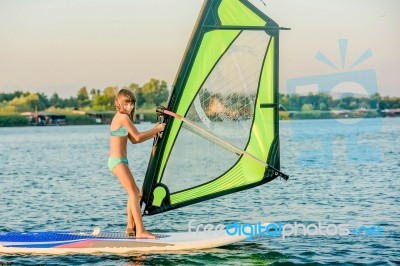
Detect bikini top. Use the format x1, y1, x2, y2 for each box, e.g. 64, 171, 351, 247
110, 126, 128, 137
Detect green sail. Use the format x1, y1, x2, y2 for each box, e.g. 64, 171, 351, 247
141, 0, 288, 215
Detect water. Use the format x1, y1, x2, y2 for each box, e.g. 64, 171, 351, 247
0, 118, 399, 265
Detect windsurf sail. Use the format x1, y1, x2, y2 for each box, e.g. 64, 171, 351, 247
141, 0, 289, 216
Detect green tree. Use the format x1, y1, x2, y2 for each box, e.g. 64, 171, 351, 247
319, 102, 328, 111
338, 96, 352, 109
104, 86, 118, 109
8, 93, 47, 112
104, 86, 118, 98
349, 101, 359, 110
90, 88, 97, 100
379, 95, 400, 109
0, 91, 24, 102
287, 94, 298, 111
301, 103, 314, 112
91, 86, 117, 110
370, 93, 381, 109
50, 93, 63, 108
279, 93, 289, 110
62, 96, 79, 109
27, 94, 41, 110
140, 79, 169, 108
77, 87, 90, 108
128, 83, 140, 94
133, 86, 145, 108
141, 79, 158, 107
153, 80, 169, 106
38, 93, 50, 108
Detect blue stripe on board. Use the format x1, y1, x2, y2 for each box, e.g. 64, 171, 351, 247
0, 231, 131, 243
0, 231, 171, 246
4, 241, 81, 248
0, 232, 90, 242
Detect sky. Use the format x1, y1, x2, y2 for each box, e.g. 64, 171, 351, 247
0, 0, 399, 98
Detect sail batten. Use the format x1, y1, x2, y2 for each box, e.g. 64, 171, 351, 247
141, 0, 288, 216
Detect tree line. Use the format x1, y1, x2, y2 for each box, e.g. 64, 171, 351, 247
0, 79, 169, 113
279, 93, 399, 112
0, 83, 399, 114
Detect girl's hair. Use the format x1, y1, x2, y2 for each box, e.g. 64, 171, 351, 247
115, 89, 136, 122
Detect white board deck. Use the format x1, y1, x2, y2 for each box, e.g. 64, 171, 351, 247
0, 228, 250, 255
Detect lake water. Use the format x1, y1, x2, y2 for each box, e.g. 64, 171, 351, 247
0, 118, 399, 265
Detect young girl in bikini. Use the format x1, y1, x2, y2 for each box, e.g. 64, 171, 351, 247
109, 89, 165, 239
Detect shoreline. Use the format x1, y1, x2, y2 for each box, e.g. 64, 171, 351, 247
0, 111, 396, 127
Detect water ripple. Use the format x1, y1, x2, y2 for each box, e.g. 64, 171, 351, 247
0, 119, 399, 265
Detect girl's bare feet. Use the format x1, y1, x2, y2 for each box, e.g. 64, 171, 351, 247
125, 227, 136, 237
135, 230, 157, 239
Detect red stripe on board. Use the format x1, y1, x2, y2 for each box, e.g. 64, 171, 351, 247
55, 240, 99, 248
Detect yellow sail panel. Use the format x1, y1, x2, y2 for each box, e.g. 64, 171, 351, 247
141, 0, 288, 216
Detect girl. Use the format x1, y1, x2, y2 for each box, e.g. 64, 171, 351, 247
109, 89, 165, 239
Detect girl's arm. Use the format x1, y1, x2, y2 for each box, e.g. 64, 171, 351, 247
127, 131, 155, 144
121, 115, 164, 144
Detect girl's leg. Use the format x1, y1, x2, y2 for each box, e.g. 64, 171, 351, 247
126, 197, 135, 234
126, 191, 143, 235
126, 190, 143, 232
113, 163, 156, 239
126, 190, 143, 235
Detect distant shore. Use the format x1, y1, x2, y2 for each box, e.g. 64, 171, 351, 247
279, 110, 384, 120
0, 110, 395, 127
0, 110, 159, 127
2, 89, 399, 127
